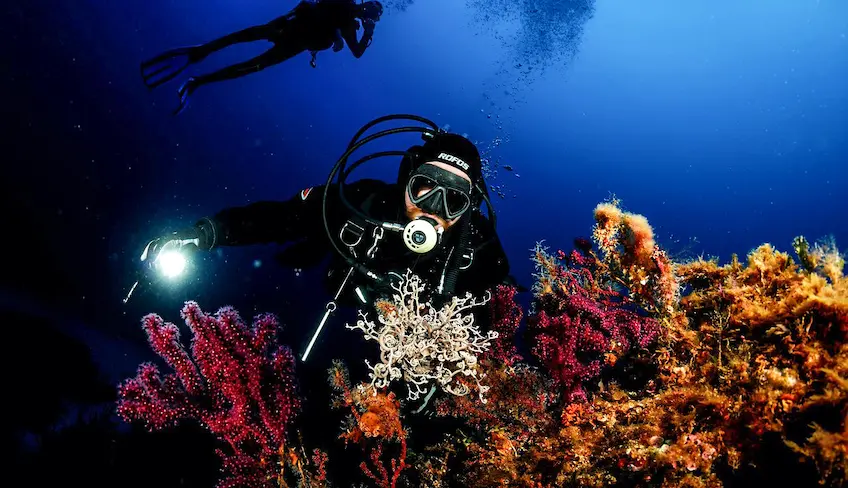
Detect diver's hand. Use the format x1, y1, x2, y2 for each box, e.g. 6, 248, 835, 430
362, 18, 375, 32
139, 229, 202, 265
138, 218, 217, 264
124, 223, 213, 303
136, 227, 206, 280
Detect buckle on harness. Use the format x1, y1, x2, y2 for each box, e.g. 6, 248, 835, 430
340, 220, 365, 257
367, 227, 384, 259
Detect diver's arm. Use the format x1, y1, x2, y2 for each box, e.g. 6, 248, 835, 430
196, 202, 300, 247
194, 187, 326, 248
341, 19, 374, 58
195, 179, 387, 249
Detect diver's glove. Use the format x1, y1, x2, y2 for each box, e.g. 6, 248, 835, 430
139, 233, 196, 273
140, 217, 218, 263
123, 218, 218, 303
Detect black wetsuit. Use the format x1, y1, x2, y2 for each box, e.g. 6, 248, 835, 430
189, 0, 373, 82
197, 179, 512, 306
287, 0, 371, 54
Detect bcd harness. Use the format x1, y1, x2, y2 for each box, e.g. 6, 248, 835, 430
300, 206, 476, 362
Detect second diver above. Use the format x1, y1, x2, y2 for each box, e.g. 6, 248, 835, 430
141, 0, 384, 114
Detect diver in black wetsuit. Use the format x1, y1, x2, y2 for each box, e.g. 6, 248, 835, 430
140, 0, 384, 114
128, 115, 518, 363
124, 116, 519, 476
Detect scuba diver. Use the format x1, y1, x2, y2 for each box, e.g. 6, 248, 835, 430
128, 115, 516, 363
140, 0, 384, 114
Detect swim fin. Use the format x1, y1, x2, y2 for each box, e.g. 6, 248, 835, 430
173, 77, 197, 116
140, 47, 204, 89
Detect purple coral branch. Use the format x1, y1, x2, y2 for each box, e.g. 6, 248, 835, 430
528, 247, 660, 402
117, 301, 300, 488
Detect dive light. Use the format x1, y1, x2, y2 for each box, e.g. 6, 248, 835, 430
122, 237, 196, 304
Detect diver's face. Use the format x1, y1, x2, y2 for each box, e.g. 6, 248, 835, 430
404, 161, 472, 230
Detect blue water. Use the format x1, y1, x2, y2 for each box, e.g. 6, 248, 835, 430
5, 0, 846, 380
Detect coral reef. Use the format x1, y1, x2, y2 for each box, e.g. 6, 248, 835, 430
118, 200, 847, 487
421, 201, 847, 487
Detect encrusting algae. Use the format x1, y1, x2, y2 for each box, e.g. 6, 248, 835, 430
419, 200, 846, 487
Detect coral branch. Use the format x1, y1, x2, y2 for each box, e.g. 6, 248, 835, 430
485, 285, 524, 367
117, 302, 300, 488
528, 243, 661, 401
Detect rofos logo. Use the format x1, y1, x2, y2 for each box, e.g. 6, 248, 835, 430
437, 152, 469, 170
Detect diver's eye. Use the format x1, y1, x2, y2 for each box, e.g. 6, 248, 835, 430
409, 175, 437, 198
445, 188, 470, 215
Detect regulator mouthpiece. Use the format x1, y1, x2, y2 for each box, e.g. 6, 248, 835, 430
403, 217, 443, 254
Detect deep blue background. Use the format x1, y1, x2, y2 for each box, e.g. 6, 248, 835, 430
4, 0, 846, 383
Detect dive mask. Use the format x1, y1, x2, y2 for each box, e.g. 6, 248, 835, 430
406, 164, 473, 221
